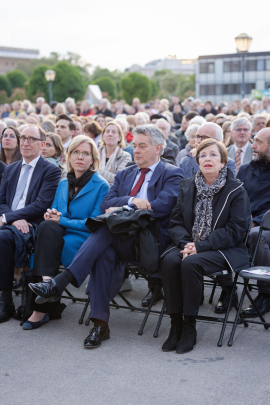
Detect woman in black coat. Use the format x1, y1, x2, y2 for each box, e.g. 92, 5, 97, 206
161, 138, 251, 354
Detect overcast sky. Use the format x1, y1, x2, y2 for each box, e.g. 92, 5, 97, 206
2, 0, 269, 72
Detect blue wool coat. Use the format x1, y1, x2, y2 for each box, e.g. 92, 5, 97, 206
52, 172, 110, 268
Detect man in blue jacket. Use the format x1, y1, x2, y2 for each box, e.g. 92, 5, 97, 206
0, 125, 61, 323
179, 122, 237, 178
237, 128, 270, 318
30, 124, 184, 349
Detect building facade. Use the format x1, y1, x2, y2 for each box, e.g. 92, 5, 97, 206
196, 51, 270, 102
0, 46, 39, 75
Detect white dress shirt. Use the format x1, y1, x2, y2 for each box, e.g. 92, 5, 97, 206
2, 155, 40, 223
234, 142, 249, 165
64, 138, 72, 152
127, 160, 160, 205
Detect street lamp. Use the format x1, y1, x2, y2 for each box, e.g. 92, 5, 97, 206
44, 69, 56, 106
235, 33, 252, 99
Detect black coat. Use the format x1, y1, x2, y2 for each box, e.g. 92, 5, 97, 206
237, 160, 270, 225
166, 139, 179, 159
0, 160, 6, 183
200, 107, 218, 117
166, 169, 251, 273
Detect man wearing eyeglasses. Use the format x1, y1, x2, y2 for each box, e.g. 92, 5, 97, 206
227, 117, 253, 172
179, 122, 237, 179
0, 125, 61, 323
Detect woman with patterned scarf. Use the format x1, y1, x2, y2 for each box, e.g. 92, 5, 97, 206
161, 138, 251, 354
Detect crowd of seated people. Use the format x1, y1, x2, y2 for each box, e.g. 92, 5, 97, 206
0, 94, 270, 354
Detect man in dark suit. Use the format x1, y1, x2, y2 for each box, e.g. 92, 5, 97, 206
0, 125, 61, 323
30, 124, 184, 348
156, 118, 179, 159
227, 117, 253, 173
0, 160, 6, 183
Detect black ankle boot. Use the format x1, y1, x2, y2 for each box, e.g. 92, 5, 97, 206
176, 316, 197, 354
162, 315, 183, 352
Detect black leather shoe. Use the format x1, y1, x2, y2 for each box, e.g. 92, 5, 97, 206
84, 325, 110, 349
29, 279, 62, 304
214, 289, 238, 314
176, 324, 197, 354
13, 278, 23, 290
162, 323, 183, 352
0, 301, 15, 323
242, 294, 270, 318
142, 288, 163, 307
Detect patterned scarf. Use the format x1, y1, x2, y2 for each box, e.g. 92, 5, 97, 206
192, 166, 227, 242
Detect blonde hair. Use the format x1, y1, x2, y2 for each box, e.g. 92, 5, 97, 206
100, 121, 126, 149
66, 135, 100, 172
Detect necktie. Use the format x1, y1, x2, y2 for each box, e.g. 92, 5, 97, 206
235, 149, 242, 173
11, 164, 32, 211
129, 168, 151, 197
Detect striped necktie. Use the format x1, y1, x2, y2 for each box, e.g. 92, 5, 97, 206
235, 149, 242, 173
11, 164, 32, 211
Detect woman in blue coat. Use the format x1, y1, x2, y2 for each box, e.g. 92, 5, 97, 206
22, 135, 109, 330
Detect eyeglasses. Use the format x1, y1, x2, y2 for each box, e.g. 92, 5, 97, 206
71, 150, 91, 158
234, 128, 250, 133
2, 134, 16, 139
20, 135, 42, 144
195, 135, 211, 141
198, 152, 221, 159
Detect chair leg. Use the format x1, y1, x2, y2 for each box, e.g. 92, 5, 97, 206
209, 279, 217, 304
78, 297, 90, 324
138, 286, 159, 336
153, 301, 166, 338
217, 275, 238, 347
228, 279, 248, 346
245, 286, 269, 327
65, 288, 77, 303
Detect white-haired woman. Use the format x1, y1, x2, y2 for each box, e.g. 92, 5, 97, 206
99, 121, 131, 184
176, 124, 199, 165
22, 135, 110, 330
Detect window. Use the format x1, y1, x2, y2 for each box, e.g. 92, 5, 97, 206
215, 85, 223, 95
224, 62, 231, 72
200, 85, 207, 95
208, 85, 215, 95
246, 83, 256, 93
266, 60, 270, 70
232, 60, 241, 72
246, 60, 257, 71
223, 84, 231, 95
199, 62, 215, 74
232, 84, 240, 94
257, 60, 265, 71
265, 82, 270, 89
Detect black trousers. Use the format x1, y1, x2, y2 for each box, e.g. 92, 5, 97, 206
248, 226, 270, 295
30, 221, 65, 313
0, 229, 15, 290
161, 248, 231, 317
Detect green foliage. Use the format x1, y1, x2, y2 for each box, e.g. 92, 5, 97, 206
152, 69, 171, 87
159, 72, 195, 100
150, 80, 159, 98
120, 72, 151, 104
53, 61, 85, 102
0, 90, 9, 104
9, 88, 28, 102
92, 67, 114, 81
27, 64, 51, 101
6, 70, 28, 89
93, 76, 117, 99
91, 67, 126, 98
0, 75, 12, 96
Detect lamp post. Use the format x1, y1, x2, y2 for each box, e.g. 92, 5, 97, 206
44, 70, 56, 106
235, 33, 252, 99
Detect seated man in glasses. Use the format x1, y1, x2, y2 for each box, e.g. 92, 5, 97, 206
179, 122, 237, 313
179, 122, 237, 178
0, 125, 61, 323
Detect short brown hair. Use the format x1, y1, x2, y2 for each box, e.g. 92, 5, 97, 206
84, 121, 102, 137
195, 138, 228, 165
56, 113, 76, 131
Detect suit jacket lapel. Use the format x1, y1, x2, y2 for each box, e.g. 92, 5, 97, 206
25, 156, 44, 205
10, 161, 23, 204
243, 143, 252, 164
124, 165, 139, 195
182, 180, 195, 234
73, 177, 96, 200
147, 161, 164, 201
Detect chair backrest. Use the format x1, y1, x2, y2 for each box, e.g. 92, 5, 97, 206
243, 215, 253, 246
262, 210, 270, 231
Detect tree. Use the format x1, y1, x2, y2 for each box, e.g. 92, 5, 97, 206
160, 73, 180, 95
9, 88, 28, 102
159, 72, 195, 100
93, 76, 117, 99
27, 64, 51, 101
150, 80, 159, 98
53, 61, 85, 102
0, 90, 9, 104
92, 67, 114, 81
152, 69, 171, 87
0, 75, 12, 96
6, 70, 28, 90
120, 72, 151, 104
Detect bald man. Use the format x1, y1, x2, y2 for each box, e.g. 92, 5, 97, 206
238, 128, 270, 318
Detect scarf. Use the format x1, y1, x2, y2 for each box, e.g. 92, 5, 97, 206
67, 170, 94, 213
192, 166, 227, 242
47, 156, 63, 167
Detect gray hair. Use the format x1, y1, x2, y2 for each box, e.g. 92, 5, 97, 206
189, 116, 206, 126
41, 120, 56, 133
156, 118, 170, 130
186, 124, 200, 141
200, 122, 223, 142
114, 118, 129, 133
133, 124, 166, 156
3, 118, 17, 128
253, 114, 267, 125
231, 117, 252, 131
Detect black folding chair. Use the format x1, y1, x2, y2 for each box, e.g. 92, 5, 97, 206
228, 210, 270, 346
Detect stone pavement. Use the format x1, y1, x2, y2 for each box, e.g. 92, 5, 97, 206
1, 276, 270, 405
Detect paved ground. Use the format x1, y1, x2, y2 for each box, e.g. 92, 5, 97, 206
1, 276, 270, 405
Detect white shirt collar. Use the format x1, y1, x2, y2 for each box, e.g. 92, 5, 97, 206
22, 155, 41, 168
148, 159, 160, 172
63, 138, 72, 148
234, 142, 249, 154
